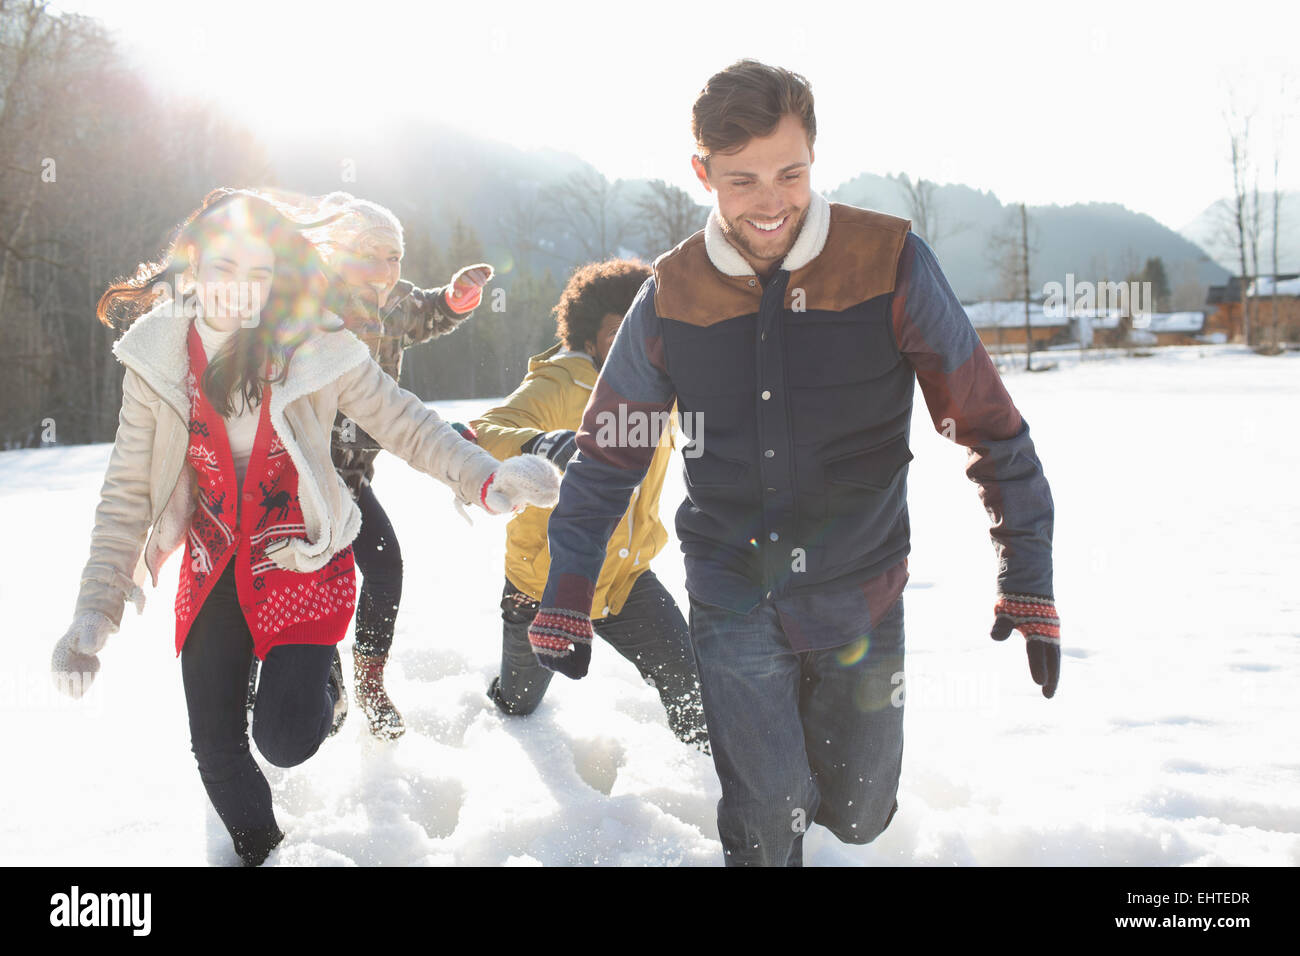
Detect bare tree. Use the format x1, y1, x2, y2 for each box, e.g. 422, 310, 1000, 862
985, 204, 1036, 369
0, 0, 61, 327
635, 179, 707, 256
541, 167, 628, 261
1268, 86, 1285, 349
0, 0, 273, 445
1247, 173, 1263, 333
894, 173, 970, 256
1220, 103, 1259, 345
496, 184, 549, 269
895, 173, 937, 250
1019, 204, 1033, 370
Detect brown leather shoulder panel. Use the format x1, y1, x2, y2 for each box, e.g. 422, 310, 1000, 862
653, 230, 762, 328
785, 205, 911, 312
652, 205, 912, 325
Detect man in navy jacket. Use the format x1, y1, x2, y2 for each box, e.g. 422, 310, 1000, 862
528, 59, 1059, 866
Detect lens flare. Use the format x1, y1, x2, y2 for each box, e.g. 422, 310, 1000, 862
836, 636, 870, 667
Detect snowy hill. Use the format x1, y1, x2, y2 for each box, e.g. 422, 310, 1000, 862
2, 346, 1298, 866
828, 174, 1230, 303
1179, 191, 1300, 277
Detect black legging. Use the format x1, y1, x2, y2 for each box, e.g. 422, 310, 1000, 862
182, 560, 338, 865
352, 481, 403, 657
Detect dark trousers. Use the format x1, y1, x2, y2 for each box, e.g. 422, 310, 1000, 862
495, 572, 708, 746
352, 481, 403, 657
687, 593, 906, 866
182, 561, 337, 865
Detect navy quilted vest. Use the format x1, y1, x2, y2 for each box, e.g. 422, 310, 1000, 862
660, 269, 915, 608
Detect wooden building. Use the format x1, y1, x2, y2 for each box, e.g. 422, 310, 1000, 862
1205, 275, 1300, 345
964, 302, 1210, 350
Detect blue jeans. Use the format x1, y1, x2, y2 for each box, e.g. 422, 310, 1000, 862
687, 592, 905, 866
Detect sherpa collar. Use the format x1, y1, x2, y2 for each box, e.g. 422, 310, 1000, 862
703, 190, 831, 277
112, 299, 371, 421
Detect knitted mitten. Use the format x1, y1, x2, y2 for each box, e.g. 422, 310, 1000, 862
51, 612, 116, 699
528, 607, 594, 680
444, 263, 495, 314
480, 455, 561, 514
991, 593, 1060, 698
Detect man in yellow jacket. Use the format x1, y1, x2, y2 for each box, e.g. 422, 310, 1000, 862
470, 259, 708, 749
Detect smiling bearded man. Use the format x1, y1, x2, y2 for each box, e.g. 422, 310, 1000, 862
526, 59, 1060, 866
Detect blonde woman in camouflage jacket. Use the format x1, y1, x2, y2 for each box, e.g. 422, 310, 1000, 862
309, 194, 494, 739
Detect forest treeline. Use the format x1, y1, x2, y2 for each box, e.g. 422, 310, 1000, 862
0, 1, 708, 447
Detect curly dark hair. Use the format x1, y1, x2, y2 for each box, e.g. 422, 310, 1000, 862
554, 258, 652, 351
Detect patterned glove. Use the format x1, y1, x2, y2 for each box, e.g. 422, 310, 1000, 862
991, 593, 1060, 699
528, 606, 594, 679
479, 454, 561, 514
520, 429, 578, 471
51, 612, 117, 699
444, 263, 495, 315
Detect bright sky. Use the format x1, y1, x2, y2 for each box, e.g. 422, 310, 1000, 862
68, 0, 1300, 231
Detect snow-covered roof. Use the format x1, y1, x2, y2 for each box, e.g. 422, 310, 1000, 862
965, 301, 1207, 334
1247, 276, 1300, 297
964, 301, 1064, 329
1133, 312, 1206, 333
1077, 310, 1126, 329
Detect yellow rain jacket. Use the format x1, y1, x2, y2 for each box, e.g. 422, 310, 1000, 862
470, 343, 673, 618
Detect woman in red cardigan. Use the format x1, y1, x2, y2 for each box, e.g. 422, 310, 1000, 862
50, 189, 560, 866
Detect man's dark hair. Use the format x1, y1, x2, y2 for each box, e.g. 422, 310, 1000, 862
554, 258, 652, 351
692, 59, 816, 167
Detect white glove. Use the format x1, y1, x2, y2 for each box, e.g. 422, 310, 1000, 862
51, 612, 116, 699
481, 455, 562, 514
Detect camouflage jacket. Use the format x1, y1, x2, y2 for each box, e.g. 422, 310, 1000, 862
331, 279, 472, 492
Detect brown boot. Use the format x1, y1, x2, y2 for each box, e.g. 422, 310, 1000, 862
353, 650, 405, 740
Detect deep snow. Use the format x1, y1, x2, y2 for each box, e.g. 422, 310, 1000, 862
2, 344, 1297, 866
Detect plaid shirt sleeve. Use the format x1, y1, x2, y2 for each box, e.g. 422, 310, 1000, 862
401, 284, 470, 347
891, 232, 1055, 599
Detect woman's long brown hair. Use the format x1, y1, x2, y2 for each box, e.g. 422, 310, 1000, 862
97, 188, 350, 416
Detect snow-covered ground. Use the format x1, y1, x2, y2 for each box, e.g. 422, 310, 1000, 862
2, 344, 1297, 866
